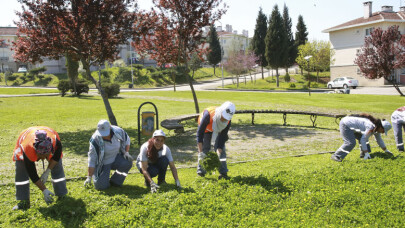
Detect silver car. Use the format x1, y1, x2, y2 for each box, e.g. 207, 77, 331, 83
327, 77, 358, 89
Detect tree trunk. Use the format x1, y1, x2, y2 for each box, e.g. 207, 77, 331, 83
188, 73, 199, 113
387, 77, 405, 96
317, 70, 319, 83
261, 65, 264, 79
237, 74, 239, 88
213, 65, 216, 76
82, 60, 117, 125
276, 68, 279, 87
308, 70, 311, 96
171, 69, 176, 92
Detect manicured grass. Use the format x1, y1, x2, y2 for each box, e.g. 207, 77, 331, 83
1, 90, 404, 227
0, 88, 59, 95
225, 72, 329, 90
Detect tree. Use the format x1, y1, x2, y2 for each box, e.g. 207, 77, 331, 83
134, 0, 227, 113
13, 0, 138, 125
250, 7, 267, 79
65, 53, 79, 95
295, 15, 308, 75
207, 24, 222, 76
265, 4, 287, 88
355, 25, 405, 96
224, 51, 245, 88
244, 51, 259, 83
282, 4, 296, 75
190, 52, 203, 79
311, 40, 334, 82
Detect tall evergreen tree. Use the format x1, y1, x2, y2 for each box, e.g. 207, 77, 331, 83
207, 25, 222, 76
265, 4, 287, 87
282, 4, 296, 74
295, 15, 308, 75
250, 7, 267, 79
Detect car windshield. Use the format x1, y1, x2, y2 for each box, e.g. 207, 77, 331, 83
346, 77, 355, 79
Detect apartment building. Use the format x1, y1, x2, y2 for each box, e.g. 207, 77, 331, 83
323, 2, 405, 86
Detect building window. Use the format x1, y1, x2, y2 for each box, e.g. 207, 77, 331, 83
365, 27, 374, 36
357, 68, 361, 75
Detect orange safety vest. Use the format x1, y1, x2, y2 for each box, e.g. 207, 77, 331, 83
198, 107, 230, 133
13, 126, 62, 162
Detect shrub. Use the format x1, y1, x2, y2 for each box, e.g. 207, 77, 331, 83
57, 79, 70, 97
133, 64, 144, 70
302, 85, 308, 90
115, 68, 132, 82
7, 74, 18, 81
75, 79, 89, 95
12, 78, 23, 86
284, 73, 291, 82
101, 82, 120, 98
289, 83, 296, 88
146, 66, 156, 73
312, 83, 319, 88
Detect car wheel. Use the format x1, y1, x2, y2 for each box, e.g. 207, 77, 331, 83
328, 84, 332, 89
352, 86, 357, 89
343, 84, 348, 89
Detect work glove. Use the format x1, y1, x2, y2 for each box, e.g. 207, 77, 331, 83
363, 152, 371, 160
150, 180, 159, 193
175, 179, 182, 189
40, 168, 51, 185
198, 152, 206, 164
84, 176, 92, 187
42, 189, 54, 204
385, 149, 393, 156
123, 152, 134, 162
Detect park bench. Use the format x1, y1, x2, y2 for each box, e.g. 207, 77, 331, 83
160, 110, 346, 133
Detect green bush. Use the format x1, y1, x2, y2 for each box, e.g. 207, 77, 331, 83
75, 79, 89, 95
146, 66, 156, 73
12, 78, 23, 86
57, 79, 71, 97
288, 83, 296, 88
312, 83, 319, 88
7, 74, 18, 81
115, 68, 132, 82
302, 84, 308, 90
101, 82, 120, 98
284, 73, 291, 82
133, 64, 144, 70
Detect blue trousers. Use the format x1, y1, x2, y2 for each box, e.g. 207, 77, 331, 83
138, 156, 169, 184
392, 120, 405, 151
94, 153, 132, 190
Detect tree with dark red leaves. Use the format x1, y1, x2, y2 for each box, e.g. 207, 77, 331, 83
13, 0, 139, 125
355, 25, 405, 96
134, 0, 227, 113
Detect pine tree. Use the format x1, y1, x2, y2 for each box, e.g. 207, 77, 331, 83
207, 24, 222, 76
265, 4, 287, 87
295, 15, 308, 75
250, 7, 267, 79
282, 4, 296, 74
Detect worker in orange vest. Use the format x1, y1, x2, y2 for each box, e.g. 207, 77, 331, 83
197, 101, 235, 180
12, 126, 67, 210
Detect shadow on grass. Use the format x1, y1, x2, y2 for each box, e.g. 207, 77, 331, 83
100, 184, 149, 198
230, 174, 291, 193
38, 195, 87, 228
372, 151, 399, 160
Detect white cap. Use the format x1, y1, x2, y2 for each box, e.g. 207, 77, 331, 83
97, 120, 111, 137
153, 129, 166, 137
221, 101, 235, 120
382, 120, 391, 136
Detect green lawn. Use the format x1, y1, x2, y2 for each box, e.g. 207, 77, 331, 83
1, 90, 405, 227
0, 88, 59, 95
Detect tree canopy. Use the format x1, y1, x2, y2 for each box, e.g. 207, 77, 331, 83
207, 24, 222, 75
355, 25, 405, 95
282, 4, 296, 70
250, 7, 267, 79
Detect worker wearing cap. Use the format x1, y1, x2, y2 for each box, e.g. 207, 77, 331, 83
331, 114, 392, 162
12, 126, 67, 210
84, 120, 133, 190
197, 101, 235, 180
391, 106, 405, 152
136, 129, 181, 193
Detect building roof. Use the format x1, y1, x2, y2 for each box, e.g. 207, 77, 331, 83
323, 11, 405, 33
0, 27, 18, 36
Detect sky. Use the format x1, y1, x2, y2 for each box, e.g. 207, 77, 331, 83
0, 0, 402, 41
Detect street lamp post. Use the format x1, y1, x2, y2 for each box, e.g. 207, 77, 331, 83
304, 55, 312, 96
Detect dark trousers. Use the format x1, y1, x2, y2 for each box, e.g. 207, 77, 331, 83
139, 156, 169, 184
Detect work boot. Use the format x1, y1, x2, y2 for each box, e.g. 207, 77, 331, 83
12, 200, 30, 210
157, 180, 166, 185
197, 172, 205, 177
331, 154, 342, 162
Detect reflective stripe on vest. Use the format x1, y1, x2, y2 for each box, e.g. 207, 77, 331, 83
12, 126, 61, 162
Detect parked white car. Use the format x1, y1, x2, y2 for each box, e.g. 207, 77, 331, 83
17, 67, 28, 73
327, 77, 358, 89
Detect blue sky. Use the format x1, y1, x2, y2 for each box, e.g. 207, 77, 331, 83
1, 0, 402, 41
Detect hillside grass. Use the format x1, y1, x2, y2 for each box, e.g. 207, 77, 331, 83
1, 90, 405, 227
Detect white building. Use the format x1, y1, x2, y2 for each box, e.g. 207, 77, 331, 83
322, 2, 405, 86
216, 24, 251, 61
